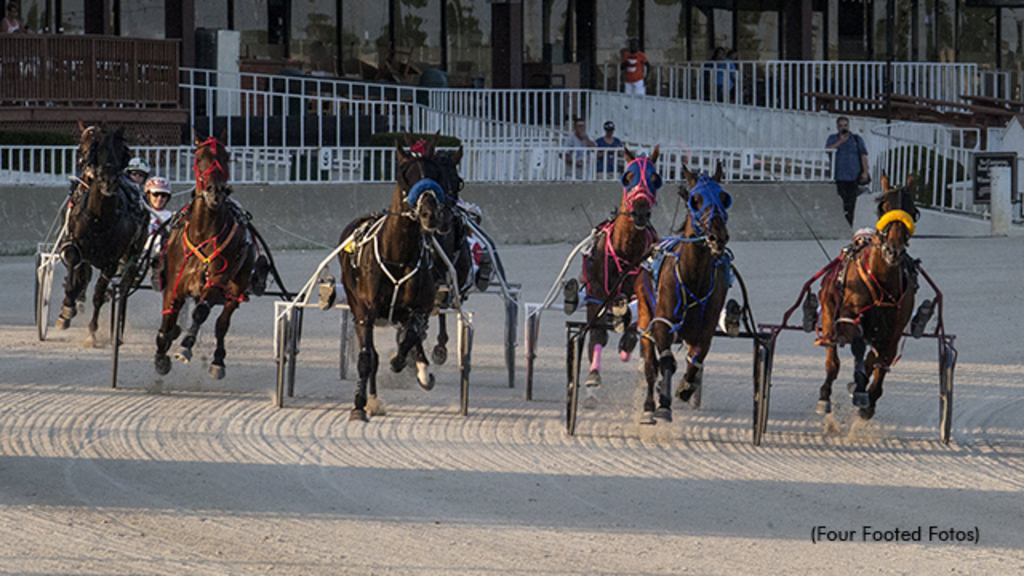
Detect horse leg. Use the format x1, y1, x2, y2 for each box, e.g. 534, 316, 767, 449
394, 314, 433, 390
208, 299, 240, 380
846, 336, 870, 410
57, 254, 88, 329
83, 272, 111, 348
432, 315, 449, 365
676, 344, 707, 407
176, 300, 211, 364
859, 349, 890, 420
818, 345, 841, 414
351, 315, 376, 422
638, 330, 664, 425
155, 298, 185, 375
582, 313, 607, 409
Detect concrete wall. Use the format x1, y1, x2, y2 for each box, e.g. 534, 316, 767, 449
0, 181, 979, 255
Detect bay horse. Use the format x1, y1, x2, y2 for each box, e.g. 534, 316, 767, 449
636, 164, 732, 424
57, 124, 148, 346
565, 147, 661, 399
815, 175, 919, 420
154, 132, 259, 379
338, 142, 446, 422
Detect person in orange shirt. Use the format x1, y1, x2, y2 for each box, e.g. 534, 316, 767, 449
620, 38, 649, 96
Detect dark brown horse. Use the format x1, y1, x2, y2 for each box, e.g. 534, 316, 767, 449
565, 147, 661, 402
154, 132, 259, 379
57, 124, 148, 346
635, 164, 732, 424
815, 175, 919, 420
338, 142, 446, 422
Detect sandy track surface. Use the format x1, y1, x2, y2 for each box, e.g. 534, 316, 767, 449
1, 236, 1022, 574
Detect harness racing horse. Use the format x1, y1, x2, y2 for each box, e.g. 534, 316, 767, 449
636, 165, 732, 424
338, 142, 446, 422
57, 124, 148, 347
815, 175, 919, 420
154, 132, 260, 379
566, 147, 661, 398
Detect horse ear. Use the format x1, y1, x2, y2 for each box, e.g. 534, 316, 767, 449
905, 173, 914, 188
880, 172, 890, 192
677, 183, 690, 202
193, 129, 204, 147
217, 129, 228, 144
396, 142, 410, 164
78, 121, 85, 133
404, 132, 415, 147
452, 146, 463, 165
649, 145, 660, 164
623, 145, 635, 164
682, 165, 697, 190
713, 161, 725, 183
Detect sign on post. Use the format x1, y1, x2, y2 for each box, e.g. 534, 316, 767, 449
973, 152, 1018, 204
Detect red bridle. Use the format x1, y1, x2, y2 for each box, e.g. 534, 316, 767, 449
193, 137, 230, 192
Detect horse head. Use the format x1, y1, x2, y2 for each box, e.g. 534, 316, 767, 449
193, 130, 231, 209
395, 140, 447, 234
680, 162, 731, 256
80, 124, 129, 198
620, 146, 661, 230
874, 173, 919, 266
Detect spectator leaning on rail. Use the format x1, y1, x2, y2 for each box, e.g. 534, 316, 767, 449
563, 117, 596, 179
621, 38, 649, 96
1, 3, 24, 34
825, 116, 870, 227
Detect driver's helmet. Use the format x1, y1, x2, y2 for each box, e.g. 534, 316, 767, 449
144, 176, 172, 197
125, 156, 151, 176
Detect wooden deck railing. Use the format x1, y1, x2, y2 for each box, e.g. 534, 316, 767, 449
0, 35, 179, 107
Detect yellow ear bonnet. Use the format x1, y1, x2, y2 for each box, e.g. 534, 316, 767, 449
876, 210, 916, 236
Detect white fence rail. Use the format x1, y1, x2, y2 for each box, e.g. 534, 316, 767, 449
0, 145, 833, 187
603, 60, 1012, 109
870, 122, 985, 216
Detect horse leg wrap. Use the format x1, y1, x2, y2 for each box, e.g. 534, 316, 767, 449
589, 344, 603, 373
658, 349, 677, 376
357, 350, 374, 380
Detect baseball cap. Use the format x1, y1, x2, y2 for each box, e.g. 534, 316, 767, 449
604, 121, 615, 131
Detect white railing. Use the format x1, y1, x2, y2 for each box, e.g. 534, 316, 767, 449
0, 145, 833, 187
870, 122, 983, 215
603, 60, 997, 110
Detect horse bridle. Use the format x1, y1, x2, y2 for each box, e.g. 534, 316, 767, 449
686, 174, 731, 238
620, 157, 661, 228
193, 137, 230, 206
398, 155, 447, 223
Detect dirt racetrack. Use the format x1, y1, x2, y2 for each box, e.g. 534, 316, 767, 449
1, 235, 1022, 574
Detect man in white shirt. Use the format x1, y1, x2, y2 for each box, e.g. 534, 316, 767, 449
563, 118, 596, 179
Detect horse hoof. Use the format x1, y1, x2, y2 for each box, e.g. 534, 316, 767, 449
174, 347, 192, 363
816, 399, 832, 415
82, 333, 96, 348
676, 382, 699, 403
366, 396, 386, 416
852, 391, 870, 408
432, 344, 448, 365
389, 353, 406, 373
639, 411, 656, 425
155, 355, 171, 375
563, 278, 579, 315
209, 364, 225, 380
654, 407, 673, 422
858, 406, 876, 420
418, 372, 435, 391
584, 370, 601, 388
55, 316, 71, 330
349, 408, 368, 422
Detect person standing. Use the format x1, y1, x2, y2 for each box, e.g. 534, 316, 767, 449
595, 120, 622, 176
825, 116, 870, 226
1, 3, 23, 33
563, 117, 596, 179
621, 39, 649, 96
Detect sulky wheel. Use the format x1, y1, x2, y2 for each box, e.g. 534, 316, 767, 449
752, 337, 774, 446
275, 313, 291, 408
35, 253, 55, 342
459, 320, 473, 417
565, 329, 585, 436
939, 342, 957, 445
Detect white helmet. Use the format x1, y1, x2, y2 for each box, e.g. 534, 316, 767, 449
125, 156, 151, 175
144, 176, 172, 196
